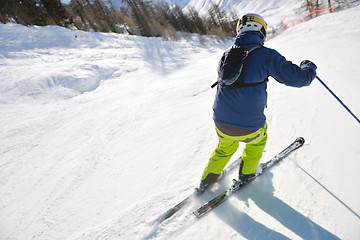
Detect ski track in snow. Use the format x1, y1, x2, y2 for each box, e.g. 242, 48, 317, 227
1, 4, 360, 240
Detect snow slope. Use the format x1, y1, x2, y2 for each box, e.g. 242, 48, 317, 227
1, 4, 360, 240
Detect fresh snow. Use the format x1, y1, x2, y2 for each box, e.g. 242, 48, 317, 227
1, 4, 360, 240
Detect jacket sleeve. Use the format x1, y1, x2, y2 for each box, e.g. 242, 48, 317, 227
267, 49, 316, 87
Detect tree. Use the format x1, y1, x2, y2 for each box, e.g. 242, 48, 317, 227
1, 0, 240, 39
187, 6, 207, 34
1, 0, 47, 25
41, 0, 72, 26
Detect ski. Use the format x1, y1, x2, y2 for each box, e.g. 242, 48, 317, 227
160, 156, 242, 222
193, 137, 305, 218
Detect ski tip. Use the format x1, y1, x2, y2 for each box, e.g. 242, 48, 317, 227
193, 210, 202, 218
295, 137, 305, 145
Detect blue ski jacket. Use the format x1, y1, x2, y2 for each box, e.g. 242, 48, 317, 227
213, 32, 316, 130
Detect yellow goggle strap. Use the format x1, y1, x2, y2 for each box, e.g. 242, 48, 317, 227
236, 16, 268, 32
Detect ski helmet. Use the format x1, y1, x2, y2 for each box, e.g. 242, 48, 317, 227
236, 13, 267, 40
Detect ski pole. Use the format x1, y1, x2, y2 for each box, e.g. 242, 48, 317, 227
316, 76, 360, 125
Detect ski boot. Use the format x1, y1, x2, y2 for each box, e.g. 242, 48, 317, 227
238, 160, 256, 183
239, 172, 256, 183
195, 181, 209, 195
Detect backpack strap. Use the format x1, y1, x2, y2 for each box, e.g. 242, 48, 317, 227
211, 45, 268, 89
234, 77, 269, 88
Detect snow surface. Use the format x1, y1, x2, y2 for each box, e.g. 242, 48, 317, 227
1, 4, 360, 240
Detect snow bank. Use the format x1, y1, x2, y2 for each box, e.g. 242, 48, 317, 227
0, 24, 137, 101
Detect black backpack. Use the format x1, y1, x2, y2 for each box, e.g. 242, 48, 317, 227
211, 44, 268, 89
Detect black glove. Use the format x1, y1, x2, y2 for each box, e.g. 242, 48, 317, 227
300, 60, 317, 70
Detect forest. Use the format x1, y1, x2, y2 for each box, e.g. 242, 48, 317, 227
0, 0, 357, 39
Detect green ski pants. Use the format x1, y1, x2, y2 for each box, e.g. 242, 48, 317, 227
201, 122, 267, 182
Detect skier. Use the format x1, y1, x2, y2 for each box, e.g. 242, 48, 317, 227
197, 13, 317, 193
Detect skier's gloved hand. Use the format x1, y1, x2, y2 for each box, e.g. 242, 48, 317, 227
300, 60, 317, 80
300, 60, 317, 71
